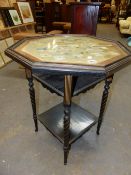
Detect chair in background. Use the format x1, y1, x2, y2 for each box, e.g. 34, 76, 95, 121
119, 17, 131, 35
44, 2, 71, 33
44, 2, 61, 33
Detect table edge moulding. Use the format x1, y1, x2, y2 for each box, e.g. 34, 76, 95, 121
5, 34, 131, 165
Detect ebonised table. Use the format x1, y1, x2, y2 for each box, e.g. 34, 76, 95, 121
5, 34, 131, 164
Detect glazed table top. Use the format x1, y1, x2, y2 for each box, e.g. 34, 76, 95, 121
5, 34, 131, 75
14, 35, 128, 66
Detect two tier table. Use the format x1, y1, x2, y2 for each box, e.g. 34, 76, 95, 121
5, 34, 131, 164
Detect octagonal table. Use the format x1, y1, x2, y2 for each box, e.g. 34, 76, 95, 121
5, 34, 131, 164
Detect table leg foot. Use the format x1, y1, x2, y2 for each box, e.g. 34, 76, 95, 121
64, 149, 68, 165
96, 75, 114, 135
34, 116, 38, 132
63, 106, 70, 165
63, 75, 72, 164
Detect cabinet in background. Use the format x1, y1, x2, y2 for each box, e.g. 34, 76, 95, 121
34, 0, 45, 33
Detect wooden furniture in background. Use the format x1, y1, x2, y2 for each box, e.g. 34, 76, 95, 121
49, 2, 101, 35
98, 3, 113, 23
34, 0, 45, 33
0, 0, 38, 68
70, 2, 101, 35
0, 0, 10, 7
44, 2, 61, 33
0, 22, 35, 38
44, 2, 71, 33
0, 22, 35, 68
126, 3, 131, 17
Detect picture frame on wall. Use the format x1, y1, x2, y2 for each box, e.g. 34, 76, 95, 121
0, 8, 15, 27
9, 10, 22, 25
17, 2, 34, 23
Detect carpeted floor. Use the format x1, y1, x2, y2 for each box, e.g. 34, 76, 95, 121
0, 24, 131, 175
97, 23, 131, 50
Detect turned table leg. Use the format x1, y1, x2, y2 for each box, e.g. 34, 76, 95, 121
97, 75, 114, 135
63, 75, 72, 165
25, 69, 38, 132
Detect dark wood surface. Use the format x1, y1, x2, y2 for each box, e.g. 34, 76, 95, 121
70, 2, 101, 35
45, 3, 58, 32
38, 102, 97, 145
33, 73, 104, 97
34, 0, 45, 33
60, 4, 71, 22
44, 2, 101, 34
44, 2, 71, 32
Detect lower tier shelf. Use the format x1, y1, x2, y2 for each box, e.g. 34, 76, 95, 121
38, 103, 97, 145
